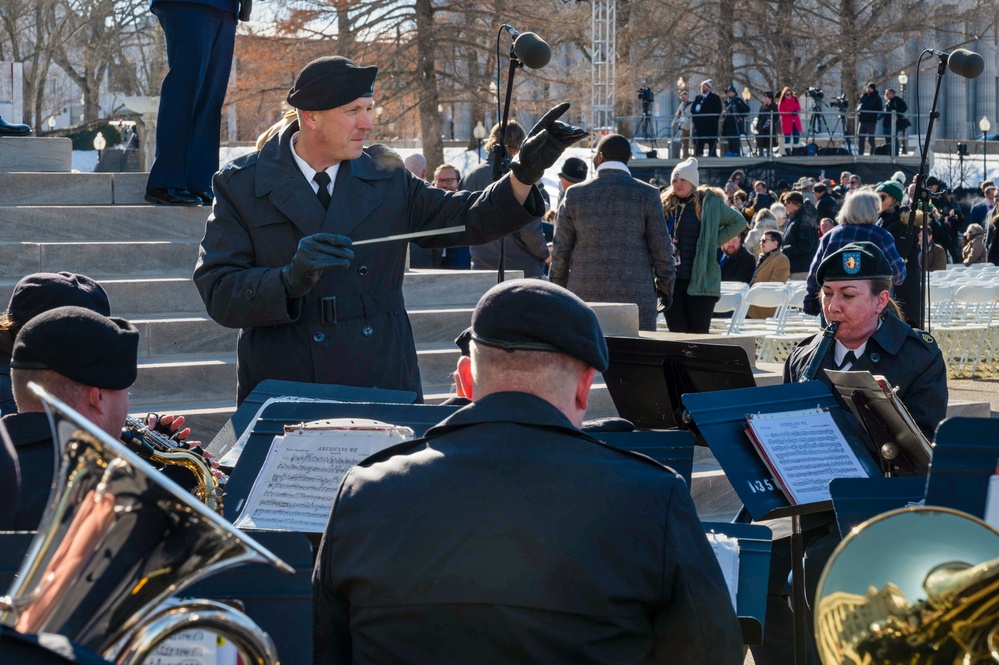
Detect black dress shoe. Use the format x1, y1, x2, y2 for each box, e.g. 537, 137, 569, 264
191, 191, 214, 206
145, 188, 201, 206
0, 115, 31, 136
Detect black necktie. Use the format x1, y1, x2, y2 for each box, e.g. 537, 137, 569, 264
314, 172, 331, 210
836, 350, 857, 370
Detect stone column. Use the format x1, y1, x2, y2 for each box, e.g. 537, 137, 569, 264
123, 96, 159, 173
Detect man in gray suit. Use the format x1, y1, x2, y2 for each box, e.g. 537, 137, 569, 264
550, 134, 676, 330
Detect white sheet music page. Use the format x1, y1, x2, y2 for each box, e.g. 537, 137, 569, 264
746, 408, 868, 505
705, 532, 740, 610
234, 418, 414, 532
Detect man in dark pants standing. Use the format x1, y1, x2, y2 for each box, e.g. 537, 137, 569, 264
313, 279, 742, 665
194, 56, 584, 404
691, 79, 722, 157
145, 0, 250, 206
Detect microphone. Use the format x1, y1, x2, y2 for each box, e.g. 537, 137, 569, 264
928, 48, 985, 79
502, 25, 551, 69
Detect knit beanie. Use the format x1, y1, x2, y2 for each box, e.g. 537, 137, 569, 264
701, 79, 713, 90
671, 157, 700, 188
876, 180, 904, 204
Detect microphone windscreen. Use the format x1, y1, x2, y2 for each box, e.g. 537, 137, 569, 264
948, 49, 985, 79
514, 32, 552, 69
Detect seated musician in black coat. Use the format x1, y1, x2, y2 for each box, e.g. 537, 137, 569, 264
313, 279, 742, 665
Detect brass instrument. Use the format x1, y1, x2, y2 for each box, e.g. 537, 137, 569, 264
800, 321, 840, 382
814, 506, 999, 664
0, 382, 295, 664
123, 415, 226, 514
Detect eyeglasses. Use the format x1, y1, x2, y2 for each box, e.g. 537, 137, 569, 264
435, 177, 459, 185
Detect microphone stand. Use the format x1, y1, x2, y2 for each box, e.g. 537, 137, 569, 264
903, 51, 948, 330
491, 36, 525, 283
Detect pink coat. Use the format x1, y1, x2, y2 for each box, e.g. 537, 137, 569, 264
778, 96, 802, 135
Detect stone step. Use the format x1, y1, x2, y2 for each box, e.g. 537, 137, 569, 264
0, 241, 200, 279
0, 205, 209, 242
0, 271, 534, 320
0, 172, 115, 205
0, 138, 72, 172
402, 270, 523, 308
131, 356, 236, 409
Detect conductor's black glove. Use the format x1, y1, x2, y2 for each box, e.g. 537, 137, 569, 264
281, 233, 354, 298
510, 102, 588, 186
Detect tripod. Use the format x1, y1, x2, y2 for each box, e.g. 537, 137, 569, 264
806, 99, 834, 146
638, 101, 655, 139
830, 106, 853, 153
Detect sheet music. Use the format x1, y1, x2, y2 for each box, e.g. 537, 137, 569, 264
705, 532, 740, 610
233, 418, 414, 532
746, 408, 868, 505
217, 397, 347, 467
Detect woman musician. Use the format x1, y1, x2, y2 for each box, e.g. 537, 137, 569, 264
783, 241, 947, 440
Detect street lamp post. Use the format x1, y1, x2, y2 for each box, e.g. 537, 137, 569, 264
898, 71, 908, 98
93, 131, 106, 167
473, 121, 487, 164
47, 116, 55, 133
981, 116, 991, 181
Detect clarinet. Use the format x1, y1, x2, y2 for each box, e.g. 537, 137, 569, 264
799, 321, 840, 382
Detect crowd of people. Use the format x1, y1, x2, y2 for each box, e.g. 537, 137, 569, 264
668, 78, 910, 158
2, 50, 989, 665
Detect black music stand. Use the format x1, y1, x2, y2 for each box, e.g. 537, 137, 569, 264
682, 381, 880, 665
603, 337, 755, 430
223, 400, 460, 522
207, 380, 417, 459
600, 430, 695, 483
828, 476, 926, 537
926, 417, 999, 518
702, 522, 773, 645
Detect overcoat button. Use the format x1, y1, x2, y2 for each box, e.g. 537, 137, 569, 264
362, 326, 373, 336
244, 287, 254, 297
358, 265, 369, 276
870, 353, 880, 363
313, 332, 325, 342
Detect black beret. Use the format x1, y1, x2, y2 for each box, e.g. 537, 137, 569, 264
454, 327, 472, 357
7, 272, 110, 325
470, 279, 608, 371
816, 242, 893, 285
11, 306, 139, 390
287, 56, 378, 111
558, 157, 588, 183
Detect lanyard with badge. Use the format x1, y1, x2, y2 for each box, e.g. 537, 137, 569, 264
667, 201, 687, 266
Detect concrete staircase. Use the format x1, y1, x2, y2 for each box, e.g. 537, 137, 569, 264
0, 140, 664, 441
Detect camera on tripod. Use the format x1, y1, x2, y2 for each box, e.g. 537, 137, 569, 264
638, 86, 654, 103
805, 87, 824, 100
830, 94, 849, 110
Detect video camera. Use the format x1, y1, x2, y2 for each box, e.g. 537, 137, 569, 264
830, 94, 849, 110
638, 86, 654, 103
805, 87, 824, 100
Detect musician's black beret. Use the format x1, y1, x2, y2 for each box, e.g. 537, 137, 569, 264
470, 279, 608, 371
454, 327, 472, 357
287, 56, 378, 111
816, 241, 893, 285
11, 306, 139, 390
6, 272, 110, 325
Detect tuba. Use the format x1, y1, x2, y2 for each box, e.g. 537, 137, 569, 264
0, 383, 295, 664
814, 506, 999, 665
